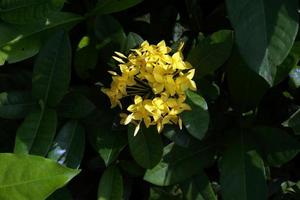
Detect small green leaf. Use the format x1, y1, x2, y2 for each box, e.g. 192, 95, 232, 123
0, 153, 80, 200
0, 91, 36, 119
253, 126, 300, 166
219, 130, 267, 200
97, 166, 123, 200
14, 108, 57, 156
181, 171, 217, 200
32, 31, 71, 107
187, 30, 233, 78
283, 108, 300, 135
47, 120, 85, 169
93, 0, 143, 15
144, 142, 215, 186
226, 0, 299, 85
181, 90, 209, 140
128, 125, 163, 169
57, 92, 96, 119
289, 66, 300, 88
0, 0, 65, 24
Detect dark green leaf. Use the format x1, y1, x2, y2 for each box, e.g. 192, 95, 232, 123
47, 120, 85, 169
163, 125, 191, 148
47, 187, 73, 200
149, 186, 182, 200
121, 32, 143, 53
0, 0, 65, 24
144, 142, 215, 186
93, 0, 143, 15
0, 12, 82, 65
219, 130, 267, 200
14, 108, 57, 156
57, 92, 96, 119
119, 160, 145, 177
128, 125, 163, 169
187, 30, 233, 78
97, 166, 123, 200
32, 31, 71, 107
181, 90, 209, 140
0, 91, 36, 119
253, 126, 300, 166
181, 171, 217, 200
289, 66, 300, 88
283, 108, 300, 135
0, 153, 80, 200
226, 50, 269, 112
226, 0, 299, 85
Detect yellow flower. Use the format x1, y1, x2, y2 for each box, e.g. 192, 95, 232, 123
102, 40, 197, 134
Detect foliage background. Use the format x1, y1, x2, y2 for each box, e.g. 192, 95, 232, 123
0, 0, 300, 199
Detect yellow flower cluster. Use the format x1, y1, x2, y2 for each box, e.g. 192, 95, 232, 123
102, 40, 196, 135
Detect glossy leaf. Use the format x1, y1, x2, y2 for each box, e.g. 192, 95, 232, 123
0, 91, 36, 119
0, 0, 65, 24
181, 171, 217, 200
187, 30, 233, 78
128, 125, 163, 169
14, 108, 57, 156
94, 0, 143, 15
0, 12, 82, 65
86, 111, 127, 166
144, 142, 215, 186
97, 166, 123, 200
226, 0, 299, 85
57, 92, 96, 119
0, 153, 80, 200
32, 31, 71, 107
253, 126, 300, 166
47, 120, 85, 169
181, 90, 209, 140
219, 130, 267, 200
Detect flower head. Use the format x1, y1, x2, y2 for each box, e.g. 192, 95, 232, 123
102, 40, 196, 134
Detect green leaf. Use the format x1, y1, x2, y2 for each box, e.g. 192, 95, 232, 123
119, 160, 145, 177
144, 142, 215, 186
289, 66, 300, 88
253, 126, 300, 166
0, 12, 82, 65
93, 0, 143, 15
0, 91, 36, 119
149, 186, 182, 200
47, 187, 73, 200
181, 171, 217, 200
128, 125, 163, 169
85, 111, 127, 166
32, 30, 71, 107
57, 92, 96, 119
226, 49, 269, 112
0, 0, 65, 24
0, 153, 79, 200
283, 108, 300, 135
226, 0, 299, 85
94, 15, 126, 49
163, 125, 192, 148
14, 108, 57, 156
97, 166, 123, 200
181, 90, 209, 140
187, 30, 233, 78
47, 120, 85, 169
219, 130, 267, 200
121, 32, 143, 54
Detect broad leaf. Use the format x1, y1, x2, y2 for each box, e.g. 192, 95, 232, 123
48, 120, 85, 169
128, 125, 163, 169
57, 92, 96, 119
0, 0, 65, 24
32, 31, 71, 107
0, 153, 80, 200
14, 108, 57, 156
163, 125, 191, 148
0, 12, 82, 65
144, 142, 215, 186
226, 0, 299, 85
219, 130, 267, 200
0, 91, 36, 119
93, 0, 143, 15
181, 171, 217, 200
181, 90, 209, 140
97, 166, 123, 200
253, 126, 300, 166
187, 30, 233, 79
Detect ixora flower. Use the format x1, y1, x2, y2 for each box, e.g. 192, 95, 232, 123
102, 40, 196, 135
